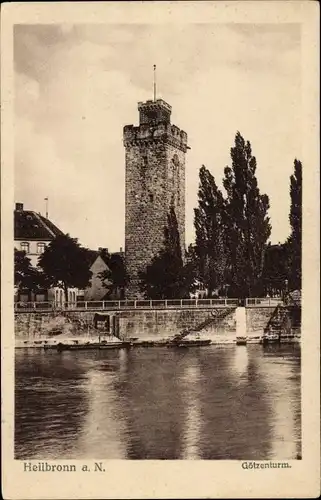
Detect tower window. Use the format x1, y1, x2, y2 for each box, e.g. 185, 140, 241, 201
20, 242, 29, 253
172, 154, 179, 167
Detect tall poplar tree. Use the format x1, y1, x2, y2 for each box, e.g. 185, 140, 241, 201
223, 132, 271, 297
287, 159, 302, 290
194, 166, 228, 296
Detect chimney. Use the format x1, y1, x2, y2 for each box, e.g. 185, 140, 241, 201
15, 203, 24, 211
120, 247, 123, 253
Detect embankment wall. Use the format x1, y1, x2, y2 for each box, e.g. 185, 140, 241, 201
14, 306, 301, 342
246, 308, 274, 337
15, 308, 236, 341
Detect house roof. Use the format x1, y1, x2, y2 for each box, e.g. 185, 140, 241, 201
87, 249, 125, 270
88, 251, 110, 268
14, 210, 64, 241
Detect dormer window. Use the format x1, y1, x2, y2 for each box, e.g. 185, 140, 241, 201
37, 242, 46, 254
20, 242, 30, 253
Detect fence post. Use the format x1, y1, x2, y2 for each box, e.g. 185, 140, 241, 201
150, 300, 152, 309
180, 299, 183, 308
195, 299, 198, 308
33, 302, 36, 310
118, 301, 121, 309
134, 300, 137, 309
85, 301, 88, 310
165, 299, 168, 308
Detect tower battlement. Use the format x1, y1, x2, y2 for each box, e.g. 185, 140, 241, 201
123, 122, 188, 152
138, 99, 172, 125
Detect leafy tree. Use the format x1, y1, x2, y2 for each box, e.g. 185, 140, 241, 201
139, 206, 189, 299
194, 166, 228, 296
223, 132, 271, 297
98, 251, 129, 299
37, 234, 92, 302
287, 159, 302, 290
108, 253, 129, 298
14, 249, 49, 292
15, 249, 33, 288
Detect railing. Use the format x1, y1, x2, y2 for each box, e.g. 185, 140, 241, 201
14, 298, 239, 312
245, 297, 285, 307
14, 297, 299, 312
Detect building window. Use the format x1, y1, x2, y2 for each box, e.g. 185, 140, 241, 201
20, 242, 29, 253
37, 242, 46, 254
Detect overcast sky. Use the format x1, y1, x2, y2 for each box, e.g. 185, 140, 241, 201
14, 23, 301, 251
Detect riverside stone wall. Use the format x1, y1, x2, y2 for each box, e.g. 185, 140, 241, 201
245, 306, 301, 339
14, 306, 301, 343
15, 308, 235, 341
245, 308, 273, 337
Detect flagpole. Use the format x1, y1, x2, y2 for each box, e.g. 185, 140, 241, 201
44, 197, 48, 218
153, 64, 156, 102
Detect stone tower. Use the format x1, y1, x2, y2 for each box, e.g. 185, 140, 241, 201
123, 99, 188, 298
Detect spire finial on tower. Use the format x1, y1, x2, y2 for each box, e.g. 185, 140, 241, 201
153, 64, 156, 102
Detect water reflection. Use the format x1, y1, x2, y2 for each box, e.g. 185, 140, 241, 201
15, 345, 301, 460
181, 363, 201, 459
119, 349, 186, 459
232, 346, 249, 381
256, 345, 301, 459
72, 364, 127, 459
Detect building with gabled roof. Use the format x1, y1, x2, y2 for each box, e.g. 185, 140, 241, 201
14, 202, 77, 304
83, 247, 125, 302
14, 202, 64, 267
84, 253, 112, 302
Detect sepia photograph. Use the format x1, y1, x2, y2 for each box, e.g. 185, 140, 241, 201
1, 2, 319, 499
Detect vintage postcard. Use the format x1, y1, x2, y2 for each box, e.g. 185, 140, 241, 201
1, 1, 320, 498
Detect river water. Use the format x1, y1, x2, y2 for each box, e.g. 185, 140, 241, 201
15, 344, 301, 460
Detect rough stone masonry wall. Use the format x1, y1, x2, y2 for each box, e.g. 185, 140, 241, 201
246, 308, 274, 337
15, 308, 236, 341
15, 311, 95, 340
15, 308, 300, 343
124, 124, 187, 298
166, 142, 186, 260
246, 306, 301, 339
125, 141, 168, 294
118, 308, 236, 340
